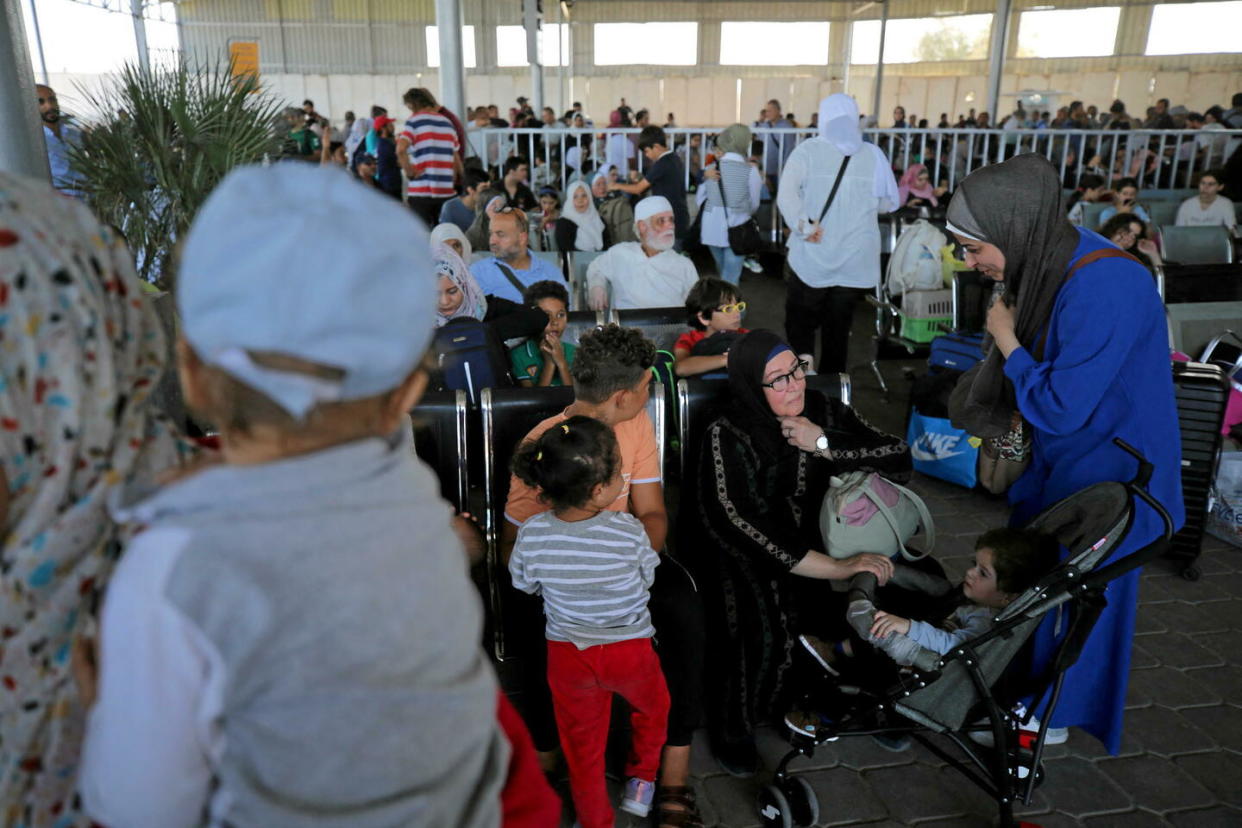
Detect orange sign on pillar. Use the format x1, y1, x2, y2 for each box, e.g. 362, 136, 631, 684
229, 40, 260, 84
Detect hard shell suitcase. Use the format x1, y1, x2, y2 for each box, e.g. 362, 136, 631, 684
1170, 361, 1230, 580
928, 331, 986, 373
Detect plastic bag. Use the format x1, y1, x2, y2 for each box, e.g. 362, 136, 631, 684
1206, 451, 1242, 548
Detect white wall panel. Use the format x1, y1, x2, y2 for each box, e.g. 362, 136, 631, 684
712, 76, 738, 124
685, 77, 716, 125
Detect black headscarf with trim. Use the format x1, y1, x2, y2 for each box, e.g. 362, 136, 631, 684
945, 154, 1081, 438
726, 329, 798, 457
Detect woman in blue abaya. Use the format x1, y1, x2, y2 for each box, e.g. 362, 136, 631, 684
945, 154, 1184, 755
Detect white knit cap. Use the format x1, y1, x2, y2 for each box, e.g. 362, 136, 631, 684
178, 164, 436, 418
634, 195, 673, 223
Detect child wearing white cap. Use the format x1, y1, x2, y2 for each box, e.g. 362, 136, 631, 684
79, 165, 511, 827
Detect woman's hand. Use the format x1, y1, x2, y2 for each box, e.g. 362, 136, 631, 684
778, 416, 824, 452
703, 167, 720, 181
840, 553, 895, 585
1136, 238, 1161, 262
986, 297, 1020, 358
870, 610, 911, 640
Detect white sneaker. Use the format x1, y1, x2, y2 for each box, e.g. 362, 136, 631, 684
968, 716, 1068, 747
743, 257, 763, 273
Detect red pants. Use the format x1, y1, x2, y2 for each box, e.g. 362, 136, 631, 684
547, 638, 670, 828
497, 692, 562, 827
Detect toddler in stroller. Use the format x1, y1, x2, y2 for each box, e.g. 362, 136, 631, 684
753, 439, 1175, 828
790, 526, 1060, 717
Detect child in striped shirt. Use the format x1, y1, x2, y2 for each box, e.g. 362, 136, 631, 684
510, 416, 669, 828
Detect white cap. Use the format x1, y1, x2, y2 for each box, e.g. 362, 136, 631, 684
178, 164, 436, 418
634, 195, 673, 223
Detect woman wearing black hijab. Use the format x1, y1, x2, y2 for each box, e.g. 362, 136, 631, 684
946, 154, 1184, 754
685, 330, 911, 774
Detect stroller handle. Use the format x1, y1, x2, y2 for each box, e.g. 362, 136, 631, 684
1080, 438, 1176, 589
1113, 438, 1153, 489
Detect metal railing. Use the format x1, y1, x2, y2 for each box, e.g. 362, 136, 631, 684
467, 125, 1240, 250
470, 125, 1241, 195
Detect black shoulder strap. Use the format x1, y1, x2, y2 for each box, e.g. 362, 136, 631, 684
817, 155, 853, 225
493, 261, 526, 297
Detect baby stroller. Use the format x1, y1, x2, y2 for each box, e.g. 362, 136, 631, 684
758, 439, 1176, 828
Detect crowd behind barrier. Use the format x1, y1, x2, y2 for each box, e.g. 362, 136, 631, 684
472, 126, 1242, 195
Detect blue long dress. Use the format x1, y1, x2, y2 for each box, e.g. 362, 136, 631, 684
1003, 227, 1185, 755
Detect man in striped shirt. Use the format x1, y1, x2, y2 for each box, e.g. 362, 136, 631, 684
396, 87, 463, 227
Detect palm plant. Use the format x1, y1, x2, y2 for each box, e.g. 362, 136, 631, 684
68, 58, 287, 287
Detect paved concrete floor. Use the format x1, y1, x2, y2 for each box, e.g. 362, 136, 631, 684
548, 266, 1242, 826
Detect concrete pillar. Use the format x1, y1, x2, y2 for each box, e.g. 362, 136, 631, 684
132, 0, 151, 73
26, 0, 48, 84
435, 0, 466, 121
871, 0, 889, 121
986, 0, 1014, 123
524, 0, 544, 116
0, 0, 51, 180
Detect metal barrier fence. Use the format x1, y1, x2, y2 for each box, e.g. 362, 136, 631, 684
472, 126, 1241, 196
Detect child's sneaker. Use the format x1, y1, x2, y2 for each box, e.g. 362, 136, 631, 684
619, 777, 656, 817
784, 708, 839, 741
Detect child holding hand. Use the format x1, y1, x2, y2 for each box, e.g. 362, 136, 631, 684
510, 416, 670, 828
797, 528, 1059, 683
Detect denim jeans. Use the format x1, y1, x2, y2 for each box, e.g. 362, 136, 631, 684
709, 244, 745, 286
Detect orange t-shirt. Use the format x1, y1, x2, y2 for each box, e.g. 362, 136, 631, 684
503, 409, 662, 526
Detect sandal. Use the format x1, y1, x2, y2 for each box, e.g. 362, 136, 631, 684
655, 785, 704, 828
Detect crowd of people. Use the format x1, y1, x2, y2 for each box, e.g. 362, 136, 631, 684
7, 77, 1237, 828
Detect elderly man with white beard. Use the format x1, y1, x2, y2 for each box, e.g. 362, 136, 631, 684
587, 196, 699, 311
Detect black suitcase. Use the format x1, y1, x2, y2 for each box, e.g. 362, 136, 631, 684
1170, 361, 1230, 580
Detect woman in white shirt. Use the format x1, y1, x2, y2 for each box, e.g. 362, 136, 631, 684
698, 124, 764, 285
1176, 170, 1237, 234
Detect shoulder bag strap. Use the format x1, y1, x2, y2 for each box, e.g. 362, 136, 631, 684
494, 261, 527, 297
859, 478, 936, 561
717, 161, 733, 222
816, 155, 853, 225
1034, 246, 1139, 358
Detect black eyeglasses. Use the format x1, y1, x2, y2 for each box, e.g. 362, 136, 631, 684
761, 359, 809, 391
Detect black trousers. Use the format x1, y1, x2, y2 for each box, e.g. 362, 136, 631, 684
510, 551, 705, 752
783, 266, 869, 376
406, 195, 449, 228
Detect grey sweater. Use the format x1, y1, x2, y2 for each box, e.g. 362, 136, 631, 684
82, 428, 507, 827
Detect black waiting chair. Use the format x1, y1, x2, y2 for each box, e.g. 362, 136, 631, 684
480, 386, 576, 660
563, 309, 607, 346
676, 373, 850, 482
1156, 263, 1242, 304
1160, 225, 1234, 266
410, 390, 469, 513
611, 307, 688, 352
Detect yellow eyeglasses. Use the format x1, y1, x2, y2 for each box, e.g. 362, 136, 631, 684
716, 301, 747, 314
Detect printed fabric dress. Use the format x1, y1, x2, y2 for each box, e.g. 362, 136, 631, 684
0, 173, 182, 827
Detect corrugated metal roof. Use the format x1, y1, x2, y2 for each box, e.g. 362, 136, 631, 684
176, 0, 1242, 74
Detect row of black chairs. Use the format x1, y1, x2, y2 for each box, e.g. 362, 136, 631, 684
412, 371, 851, 659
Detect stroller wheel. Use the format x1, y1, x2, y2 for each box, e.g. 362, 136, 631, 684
757, 784, 794, 828
1181, 564, 1201, 582
780, 776, 820, 827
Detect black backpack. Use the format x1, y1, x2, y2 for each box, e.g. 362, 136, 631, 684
431, 317, 514, 404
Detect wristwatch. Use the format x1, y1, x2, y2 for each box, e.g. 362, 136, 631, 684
813, 432, 830, 458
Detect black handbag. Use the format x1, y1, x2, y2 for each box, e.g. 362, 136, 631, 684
719, 164, 764, 256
